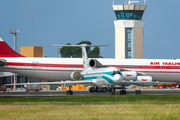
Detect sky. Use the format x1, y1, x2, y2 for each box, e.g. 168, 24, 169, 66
0, 0, 179, 59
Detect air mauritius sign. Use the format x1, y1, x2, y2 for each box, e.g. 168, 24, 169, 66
150, 62, 180, 66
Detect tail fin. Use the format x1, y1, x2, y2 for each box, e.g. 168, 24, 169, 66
50, 44, 109, 69
0, 37, 25, 57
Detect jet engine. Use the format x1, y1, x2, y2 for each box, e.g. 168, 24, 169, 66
88, 59, 96, 68
70, 71, 81, 80
0, 59, 6, 66
122, 71, 137, 81
137, 76, 152, 82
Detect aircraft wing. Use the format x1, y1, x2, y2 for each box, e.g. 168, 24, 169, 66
0, 72, 13, 77
120, 80, 176, 86
5, 80, 94, 86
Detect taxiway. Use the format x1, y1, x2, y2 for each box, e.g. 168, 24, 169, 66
0, 89, 180, 97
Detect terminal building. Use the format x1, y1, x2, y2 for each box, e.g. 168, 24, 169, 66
112, 4, 146, 59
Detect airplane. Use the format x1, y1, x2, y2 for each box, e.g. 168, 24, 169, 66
1, 36, 177, 95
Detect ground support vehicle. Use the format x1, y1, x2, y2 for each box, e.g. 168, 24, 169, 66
0, 84, 6, 92
24, 84, 42, 92
156, 83, 180, 89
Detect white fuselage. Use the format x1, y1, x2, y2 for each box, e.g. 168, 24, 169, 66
1, 57, 180, 82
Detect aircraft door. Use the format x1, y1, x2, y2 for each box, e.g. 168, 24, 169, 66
25, 61, 31, 70
160, 66, 166, 72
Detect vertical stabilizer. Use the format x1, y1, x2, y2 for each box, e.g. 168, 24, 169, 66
81, 44, 89, 69
0, 37, 25, 57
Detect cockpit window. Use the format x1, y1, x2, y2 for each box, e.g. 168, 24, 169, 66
111, 70, 121, 75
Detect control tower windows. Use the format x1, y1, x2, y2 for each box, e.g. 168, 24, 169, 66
115, 10, 144, 20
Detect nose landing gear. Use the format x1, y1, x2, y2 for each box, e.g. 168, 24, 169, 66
119, 85, 126, 95
110, 85, 115, 95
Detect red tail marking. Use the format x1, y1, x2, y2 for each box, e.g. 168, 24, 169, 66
126, 74, 132, 76
0, 39, 25, 57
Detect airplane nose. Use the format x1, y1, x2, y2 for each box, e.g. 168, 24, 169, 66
113, 74, 122, 82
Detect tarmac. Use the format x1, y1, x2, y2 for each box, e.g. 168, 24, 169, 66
0, 89, 180, 97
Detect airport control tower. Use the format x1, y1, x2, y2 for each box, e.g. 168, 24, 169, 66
112, 2, 146, 59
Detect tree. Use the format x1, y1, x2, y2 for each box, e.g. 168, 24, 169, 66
59, 41, 103, 58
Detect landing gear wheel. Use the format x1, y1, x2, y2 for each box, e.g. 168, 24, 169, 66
69, 91, 73, 95
111, 91, 115, 95
66, 91, 69, 95
91, 87, 96, 92
135, 90, 141, 95
66, 86, 73, 95
102, 87, 107, 93
120, 90, 126, 95
89, 87, 95, 92
108, 87, 112, 92
66, 90, 73, 95
95, 87, 101, 92
89, 87, 92, 92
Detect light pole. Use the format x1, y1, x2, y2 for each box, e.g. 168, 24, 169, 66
10, 29, 20, 91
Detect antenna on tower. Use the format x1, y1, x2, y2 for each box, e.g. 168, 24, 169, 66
113, 0, 114, 5
144, 0, 146, 5
128, 0, 139, 5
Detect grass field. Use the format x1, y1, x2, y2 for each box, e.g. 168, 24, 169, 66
1, 95, 180, 120
0, 94, 180, 104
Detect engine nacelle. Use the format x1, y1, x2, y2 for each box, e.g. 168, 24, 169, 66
88, 59, 96, 68
0, 59, 6, 66
137, 76, 152, 82
70, 71, 81, 80
122, 71, 137, 81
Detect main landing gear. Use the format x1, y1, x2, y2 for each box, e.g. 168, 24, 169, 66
66, 86, 73, 95
110, 85, 115, 95
89, 86, 110, 93
89, 86, 116, 94
89, 85, 128, 95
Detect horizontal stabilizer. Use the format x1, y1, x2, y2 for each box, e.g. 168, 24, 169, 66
49, 44, 109, 47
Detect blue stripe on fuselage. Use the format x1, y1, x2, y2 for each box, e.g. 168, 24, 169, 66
102, 76, 116, 84
83, 76, 97, 80
83, 72, 116, 84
